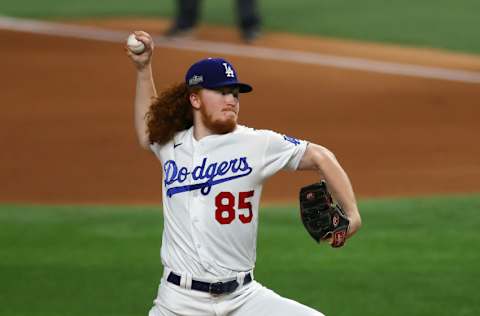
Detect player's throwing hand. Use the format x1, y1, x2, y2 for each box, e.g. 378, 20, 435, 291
125, 31, 154, 70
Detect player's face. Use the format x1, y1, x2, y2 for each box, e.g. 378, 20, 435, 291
197, 87, 240, 134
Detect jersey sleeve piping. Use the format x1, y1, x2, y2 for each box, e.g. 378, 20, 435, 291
290, 141, 309, 170
259, 130, 271, 180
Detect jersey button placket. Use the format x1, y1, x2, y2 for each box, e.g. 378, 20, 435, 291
191, 141, 211, 267
190, 145, 204, 256
191, 143, 202, 200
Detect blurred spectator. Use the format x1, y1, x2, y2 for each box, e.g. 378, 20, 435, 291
165, 0, 261, 42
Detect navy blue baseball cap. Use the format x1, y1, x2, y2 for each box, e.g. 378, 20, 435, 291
185, 58, 253, 93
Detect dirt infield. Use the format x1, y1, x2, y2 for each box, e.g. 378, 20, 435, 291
2, 18, 480, 204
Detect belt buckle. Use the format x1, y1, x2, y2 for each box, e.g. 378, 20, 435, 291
209, 281, 224, 295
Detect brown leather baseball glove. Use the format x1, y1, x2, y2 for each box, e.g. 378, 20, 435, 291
299, 181, 350, 247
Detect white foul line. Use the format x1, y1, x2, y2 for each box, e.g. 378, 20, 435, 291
1, 16, 480, 84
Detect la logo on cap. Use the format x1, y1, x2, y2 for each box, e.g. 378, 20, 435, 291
222, 63, 235, 78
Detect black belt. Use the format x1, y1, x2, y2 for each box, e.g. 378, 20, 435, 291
167, 272, 252, 295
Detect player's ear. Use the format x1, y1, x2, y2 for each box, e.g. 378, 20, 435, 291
189, 92, 201, 110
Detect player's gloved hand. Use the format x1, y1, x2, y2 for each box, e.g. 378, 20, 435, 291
299, 181, 350, 248
125, 31, 154, 71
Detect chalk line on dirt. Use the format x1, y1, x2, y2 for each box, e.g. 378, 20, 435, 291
1, 16, 480, 84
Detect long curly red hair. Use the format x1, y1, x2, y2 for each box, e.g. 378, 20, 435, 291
146, 83, 199, 145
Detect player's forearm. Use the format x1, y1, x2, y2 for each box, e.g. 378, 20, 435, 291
134, 65, 157, 149
313, 148, 362, 237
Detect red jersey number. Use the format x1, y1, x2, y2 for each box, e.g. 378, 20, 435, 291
215, 190, 255, 225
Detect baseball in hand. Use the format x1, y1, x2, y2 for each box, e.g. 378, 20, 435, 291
127, 34, 145, 54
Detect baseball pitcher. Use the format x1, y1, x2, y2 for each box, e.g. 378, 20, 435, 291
125, 31, 362, 316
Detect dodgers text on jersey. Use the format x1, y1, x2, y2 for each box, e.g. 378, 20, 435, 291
164, 157, 253, 197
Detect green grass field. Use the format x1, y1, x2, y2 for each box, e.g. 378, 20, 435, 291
1, 0, 480, 54
1, 196, 479, 316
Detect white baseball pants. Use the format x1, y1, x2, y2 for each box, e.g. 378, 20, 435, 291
148, 277, 325, 316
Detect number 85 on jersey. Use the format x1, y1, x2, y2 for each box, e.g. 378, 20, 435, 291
214, 191, 254, 224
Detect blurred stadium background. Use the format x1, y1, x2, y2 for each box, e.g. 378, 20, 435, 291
1, 1, 479, 315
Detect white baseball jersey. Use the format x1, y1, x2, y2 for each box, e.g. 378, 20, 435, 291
150, 125, 308, 279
